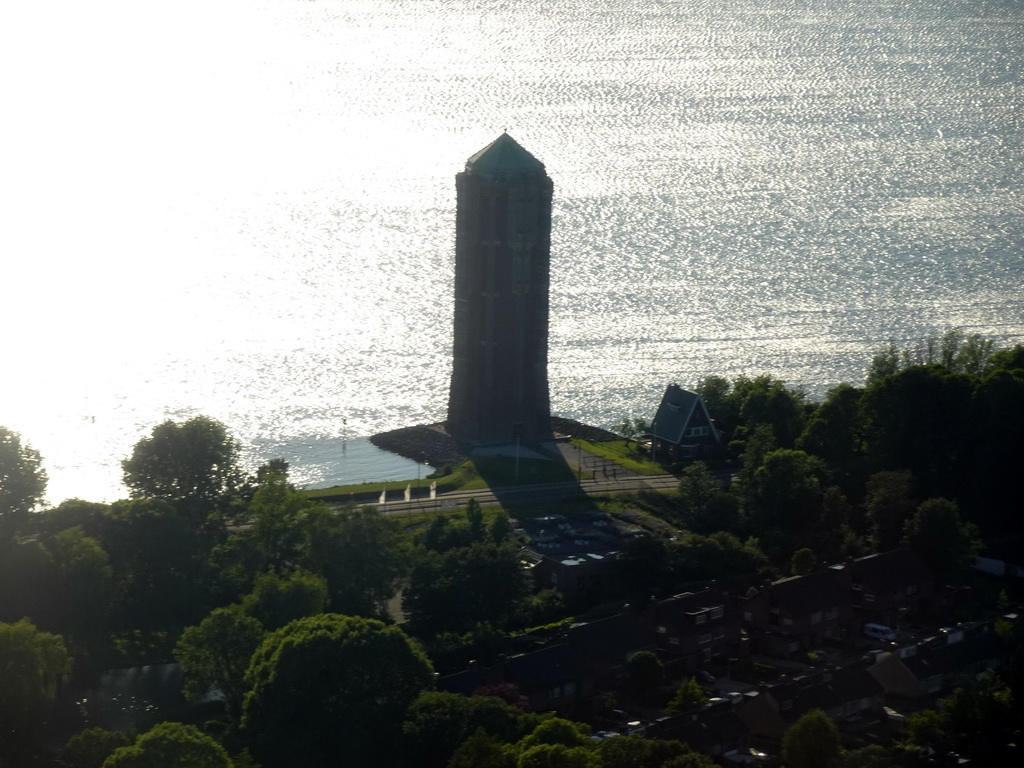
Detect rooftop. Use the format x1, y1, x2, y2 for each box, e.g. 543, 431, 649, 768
465, 133, 547, 181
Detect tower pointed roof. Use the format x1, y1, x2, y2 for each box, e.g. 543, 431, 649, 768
465, 133, 546, 180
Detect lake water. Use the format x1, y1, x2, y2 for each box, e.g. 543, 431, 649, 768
3, 0, 1022, 503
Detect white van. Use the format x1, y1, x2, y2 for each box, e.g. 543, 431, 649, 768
863, 622, 896, 642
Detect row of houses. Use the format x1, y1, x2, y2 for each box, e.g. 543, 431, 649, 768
438, 547, 1015, 759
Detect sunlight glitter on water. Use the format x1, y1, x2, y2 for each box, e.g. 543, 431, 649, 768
2, 0, 1021, 503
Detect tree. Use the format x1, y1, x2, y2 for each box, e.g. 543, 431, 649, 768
240, 569, 328, 630
782, 708, 842, 768
63, 727, 131, 768
903, 498, 980, 583
862, 365, 973, 501
0, 619, 72, 762
625, 651, 663, 703
863, 470, 917, 551
732, 375, 807, 448
242, 614, 434, 767
517, 743, 597, 768
122, 416, 245, 526
174, 606, 264, 720
791, 547, 816, 576
104, 498, 208, 633
742, 449, 826, 535
402, 691, 522, 768
51, 526, 114, 649
403, 542, 531, 635
448, 728, 516, 768
102, 721, 232, 768
676, 462, 736, 534
300, 504, 405, 619
245, 472, 311, 568
796, 383, 865, 492
662, 755, 717, 768
596, 735, 690, 768
665, 677, 707, 714
0, 426, 47, 541
519, 717, 591, 750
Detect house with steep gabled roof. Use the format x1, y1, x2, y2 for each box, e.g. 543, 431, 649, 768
650, 384, 724, 459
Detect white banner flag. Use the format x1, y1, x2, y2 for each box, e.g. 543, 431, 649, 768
378, 486, 386, 504
404, 484, 411, 502
429, 481, 437, 500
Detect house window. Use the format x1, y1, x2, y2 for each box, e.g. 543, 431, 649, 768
782, 617, 793, 626
864, 594, 876, 602
699, 633, 712, 645
714, 627, 725, 639
710, 606, 724, 619
906, 584, 918, 596
743, 611, 753, 623
657, 625, 667, 634
669, 636, 680, 646
824, 607, 837, 620
695, 613, 707, 625
703, 648, 712, 662
564, 682, 576, 697
781, 699, 792, 711
811, 611, 822, 625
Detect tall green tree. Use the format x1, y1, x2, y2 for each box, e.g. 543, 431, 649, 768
301, 504, 405, 620
102, 721, 232, 768
796, 383, 865, 492
0, 426, 47, 541
51, 526, 114, 650
240, 569, 328, 631
104, 498, 208, 633
175, 606, 264, 720
402, 691, 522, 768
243, 614, 434, 768
676, 462, 738, 534
63, 727, 131, 768
742, 449, 826, 535
122, 416, 246, 527
403, 542, 530, 635
0, 619, 72, 763
862, 365, 973, 501
665, 677, 707, 714
863, 470, 917, 551
782, 708, 842, 768
903, 498, 980, 583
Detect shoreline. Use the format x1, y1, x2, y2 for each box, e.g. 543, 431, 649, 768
369, 417, 620, 468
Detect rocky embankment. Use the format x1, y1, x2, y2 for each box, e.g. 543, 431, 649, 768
370, 417, 619, 468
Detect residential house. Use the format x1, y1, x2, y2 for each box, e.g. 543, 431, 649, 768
869, 621, 1005, 699
643, 588, 746, 673
842, 548, 935, 628
737, 664, 885, 740
650, 384, 724, 459
741, 569, 854, 655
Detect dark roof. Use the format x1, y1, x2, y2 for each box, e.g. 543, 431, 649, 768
902, 630, 1003, 679
651, 385, 702, 444
464, 133, 546, 181
436, 664, 491, 695
568, 613, 653, 662
850, 548, 934, 591
783, 666, 884, 717
666, 707, 748, 751
770, 570, 850, 613
654, 589, 729, 622
502, 643, 581, 690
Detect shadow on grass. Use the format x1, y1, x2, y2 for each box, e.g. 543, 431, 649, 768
470, 441, 602, 517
